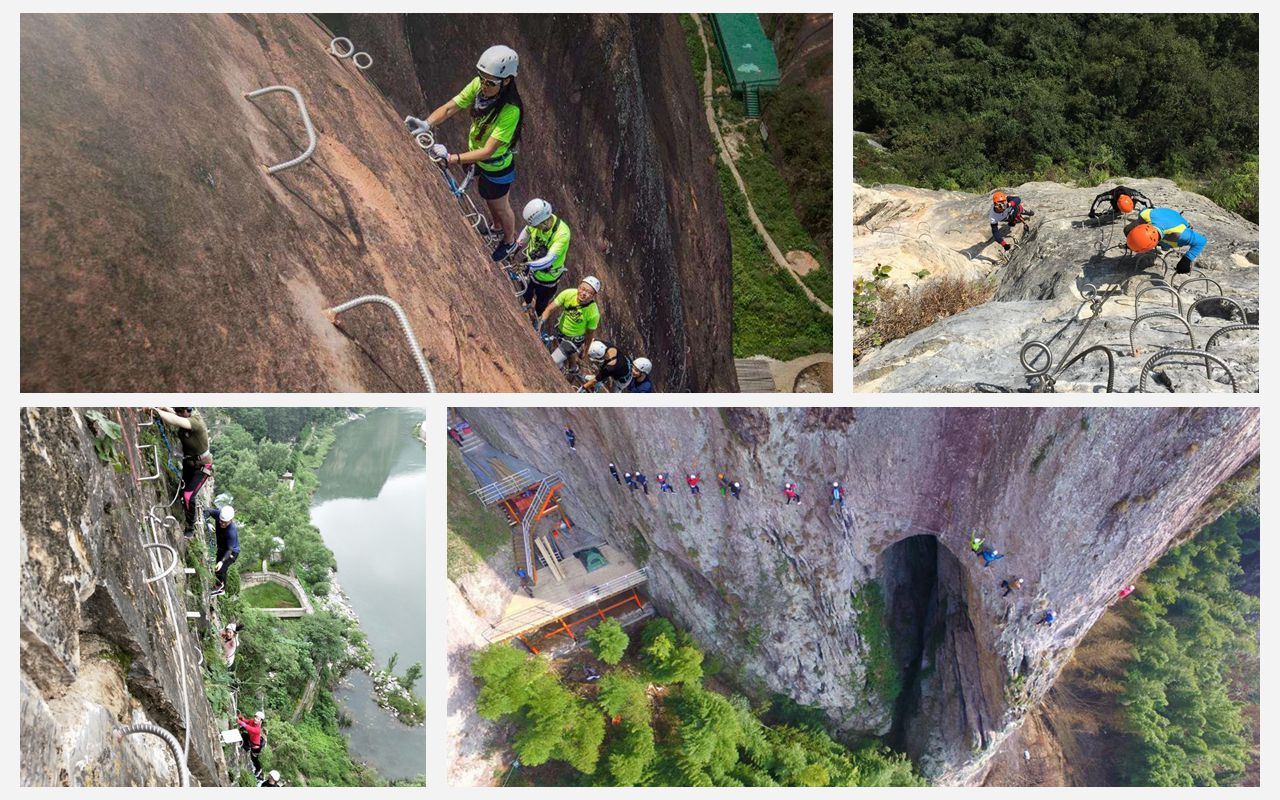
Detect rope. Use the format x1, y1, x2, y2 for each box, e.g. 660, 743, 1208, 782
326, 294, 437, 391
153, 414, 182, 478
114, 722, 190, 787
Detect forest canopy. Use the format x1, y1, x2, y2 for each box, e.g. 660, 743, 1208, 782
854, 14, 1259, 220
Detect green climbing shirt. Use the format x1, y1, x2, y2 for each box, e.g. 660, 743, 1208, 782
524, 216, 571, 284
552, 289, 600, 338
452, 78, 520, 173
177, 413, 210, 463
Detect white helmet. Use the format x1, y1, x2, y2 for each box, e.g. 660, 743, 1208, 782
523, 198, 552, 226
225, 623, 236, 632
833, 482, 840, 488
477, 45, 518, 79
269, 770, 281, 781
587, 340, 608, 361
219, 506, 235, 523
785, 483, 793, 488
255, 710, 265, 720
633, 357, 652, 376
581, 276, 601, 293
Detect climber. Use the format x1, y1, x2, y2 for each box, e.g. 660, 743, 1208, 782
582, 340, 633, 393
564, 427, 576, 451
635, 472, 649, 495
258, 770, 283, 787
980, 548, 1005, 567
831, 482, 844, 507
686, 473, 701, 495
1124, 207, 1207, 273
624, 471, 637, 490
148, 406, 211, 536
730, 481, 742, 499
515, 199, 571, 315
405, 45, 524, 261
625, 358, 654, 393
221, 622, 240, 668
1088, 185, 1152, 218
205, 505, 240, 596
657, 473, 675, 493
717, 473, 730, 496
608, 463, 621, 484
1037, 609, 1056, 626
969, 533, 985, 555
236, 709, 267, 776
784, 483, 801, 505
988, 190, 1035, 251
1118, 584, 1136, 600
1001, 578, 1024, 597
537, 277, 601, 373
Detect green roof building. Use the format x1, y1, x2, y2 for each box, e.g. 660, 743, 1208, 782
709, 13, 781, 118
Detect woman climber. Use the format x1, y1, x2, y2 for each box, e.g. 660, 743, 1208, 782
405, 45, 524, 262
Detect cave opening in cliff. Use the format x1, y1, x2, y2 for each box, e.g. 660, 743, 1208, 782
876, 534, 977, 757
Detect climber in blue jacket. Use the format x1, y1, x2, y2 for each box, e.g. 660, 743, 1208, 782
1124, 207, 1207, 273
981, 548, 1005, 567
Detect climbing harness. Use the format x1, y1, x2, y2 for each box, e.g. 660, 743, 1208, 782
328, 37, 373, 70
325, 294, 437, 392
243, 85, 317, 175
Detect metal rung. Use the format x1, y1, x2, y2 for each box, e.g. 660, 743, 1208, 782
186, 612, 202, 619
184, 568, 197, 574
244, 85, 317, 175
137, 444, 162, 481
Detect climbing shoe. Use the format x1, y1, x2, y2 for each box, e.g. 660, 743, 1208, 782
183, 526, 194, 538
491, 241, 515, 262
210, 583, 226, 597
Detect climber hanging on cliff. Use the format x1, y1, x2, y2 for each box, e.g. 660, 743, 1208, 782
148, 406, 211, 537
206, 505, 240, 596
625, 358, 654, 393
1037, 609, 1056, 626
730, 481, 742, 499
784, 483, 801, 505
686, 473, 701, 495
258, 770, 283, 787
989, 191, 1035, 251
1124, 207, 1207, 274
237, 709, 267, 776
582, 340, 635, 393
717, 473, 730, 496
1001, 578, 1024, 597
831, 482, 844, 507
624, 471, 637, 490
1118, 584, 1136, 600
221, 622, 240, 668
538, 277, 601, 373
515, 199, 571, 316
635, 472, 649, 495
1088, 186, 1152, 218
404, 45, 524, 262
608, 463, 621, 484
980, 548, 1005, 567
564, 427, 576, 451
969, 533, 985, 555
657, 473, 675, 493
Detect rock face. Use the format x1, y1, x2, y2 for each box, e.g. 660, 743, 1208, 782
451, 407, 1258, 785
853, 179, 1259, 392
21, 408, 227, 786
20, 13, 735, 392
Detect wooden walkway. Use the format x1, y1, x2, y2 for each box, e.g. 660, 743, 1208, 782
735, 358, 777, 392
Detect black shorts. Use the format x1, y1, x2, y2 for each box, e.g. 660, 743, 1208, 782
477, 162, 515, 200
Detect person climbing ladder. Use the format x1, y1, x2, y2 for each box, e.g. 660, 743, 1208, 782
539, 277, 601, 373
237, 709, 267, 777
148, 406, 211, 537
515, 199, 571, 316
206, 505, 240, 596
405, 45, 524, 262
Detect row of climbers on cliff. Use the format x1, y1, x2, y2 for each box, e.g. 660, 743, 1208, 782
604, 463, 843, 507
404, 46, 656, 390
987, 185, 1209, 273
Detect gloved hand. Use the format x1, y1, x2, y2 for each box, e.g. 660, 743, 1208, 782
1175, 255, 1193, 274
429, 143, 449, 161
214, 561, 224, 572
1000, 240, 1011, 251
404, 116, 431, 136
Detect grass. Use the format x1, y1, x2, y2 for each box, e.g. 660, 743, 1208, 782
851, 583, 902, 709
242, 581, 302, 609
680, 13, 833, 360
446, 444, 511, 581
853, 274, 996, 355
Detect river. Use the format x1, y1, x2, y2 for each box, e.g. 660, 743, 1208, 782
310, 408, 426, 780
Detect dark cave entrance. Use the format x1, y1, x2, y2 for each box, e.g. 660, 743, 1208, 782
876, 534, 977, 758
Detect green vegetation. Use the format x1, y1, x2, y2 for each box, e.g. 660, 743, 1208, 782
850, 584, 902, 709
472, 617, 922, 786
186, 409, 423, 785
241, 581, 302, 609
854, 15, 1259, 221
446, 443, 512, 580
678, 14, 832, 361
586, 618, 630, 665
1120, 508, 1258, 785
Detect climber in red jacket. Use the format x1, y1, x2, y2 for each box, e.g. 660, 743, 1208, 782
237, 710, 267, 777
686, 473, 701, 495
1118, 584, 1136, 600
784, 483, 801, 505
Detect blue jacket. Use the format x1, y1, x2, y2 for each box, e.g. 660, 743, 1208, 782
205, 508, 240, 555
625, 378, 654, 393
1140, 207, 1207, 261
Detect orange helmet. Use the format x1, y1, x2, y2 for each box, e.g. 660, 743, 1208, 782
1116, 194, 1135, 214
1127, 223, 1160, 253
992, 191, 1007, 206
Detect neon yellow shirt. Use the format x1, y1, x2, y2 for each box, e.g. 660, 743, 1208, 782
552, 289, 600, 337
452, 78, 519, 173
524, 216, 571, 283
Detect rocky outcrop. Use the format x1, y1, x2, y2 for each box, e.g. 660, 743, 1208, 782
21, 14, 735, 392
854, 179, 1259, 392
451, 407, 1258, 784
21, 408, 227, 786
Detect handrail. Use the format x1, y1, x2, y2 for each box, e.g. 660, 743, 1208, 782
472, 469, 534, 505
1205, 324, 1259, 352
485, 568, 650, 642
137, 444, 162, 481
1139, 348, 1237, 392
142, 542, 179, 585
1129, 311, 1195, 356
244, 85, 317, 175
325, 294, 436, 391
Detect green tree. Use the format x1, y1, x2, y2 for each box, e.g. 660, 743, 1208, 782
639, 619, 704, 685
585, 618, 630, 665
